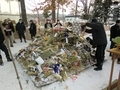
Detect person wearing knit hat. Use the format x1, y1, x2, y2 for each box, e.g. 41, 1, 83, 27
110, 20, 120, 64
16, 19, 27, 43
44, 19, 53, 35
84, 18, 107, 71
29, 20, 37, 39
44, 19, 52, 29
54, 20, 62, 27
91, 18, 98, 23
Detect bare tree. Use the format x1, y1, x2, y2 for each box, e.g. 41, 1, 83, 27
25, 0, 42, 24
19, 0, 27, 25
69, 1, 83, 15
78, 0, 94, 19
37, 0, 73, 22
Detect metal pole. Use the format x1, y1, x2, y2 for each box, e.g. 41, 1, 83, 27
0, 24, 23, 90
57, 0, 59, 20
75, 0, 78, 20
62, 0, 64, 22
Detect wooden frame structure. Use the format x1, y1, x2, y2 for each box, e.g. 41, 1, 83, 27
105, 47, 120, 90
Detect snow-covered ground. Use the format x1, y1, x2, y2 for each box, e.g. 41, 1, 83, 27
0, 31, 120, 90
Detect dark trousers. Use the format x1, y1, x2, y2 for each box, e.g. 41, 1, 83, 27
18, 33, 26, 41
95, 44, 107, 68
0, 43, 10, 60
110, 41, 115, 56
110, 41, 120, 61
31, 34, 36, 39
110, 41, 115, 49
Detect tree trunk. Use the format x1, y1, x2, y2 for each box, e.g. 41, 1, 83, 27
57, 3, 59, 20
52, 0, 56, 23
75, 0, 78, 17
19, 0, 27, 25
52, 10, 56, 23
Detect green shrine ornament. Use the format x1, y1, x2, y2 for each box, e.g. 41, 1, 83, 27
113, 36, 120, 44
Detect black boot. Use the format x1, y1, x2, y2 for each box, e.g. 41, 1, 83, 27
7, 56, 12, 62
20, 39, 22, 43
0, 59, 4, 66
7, 58, 12, 62
11, 45, 14, 47
117, 58, 120, 64
24, 40, 27, 43
94, 67, 102, 71
13, 41, 16, 43
94, 64, 102, 71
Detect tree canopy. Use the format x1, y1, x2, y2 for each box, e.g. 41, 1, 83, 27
33, 0, 72, 22
93, 0, 112, 22
24, 0, 114, 23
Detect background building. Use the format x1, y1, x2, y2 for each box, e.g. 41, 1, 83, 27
0, 0, 20, 22
65, 15, 87, 22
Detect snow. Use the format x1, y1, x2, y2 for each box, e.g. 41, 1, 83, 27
0, 31, 120, 90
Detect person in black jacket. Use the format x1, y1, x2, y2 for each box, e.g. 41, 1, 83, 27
54, 20, 62, 27
2, 19, 16, 43
44, 19, 52, 29
29, 20, 36, 39
0, 27, 12, 66
85, 18, 107, 71
44, 19, 53, 35
16, 19, 27, 42
4, 23, 14, 47
110, 20, 120, 64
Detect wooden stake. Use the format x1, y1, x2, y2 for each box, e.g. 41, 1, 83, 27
117, 72, 120, 90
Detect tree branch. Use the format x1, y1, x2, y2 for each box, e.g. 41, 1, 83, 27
26, 1, 35, 8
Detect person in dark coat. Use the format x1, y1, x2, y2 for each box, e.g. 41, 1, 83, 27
110, 20, 120, 64
44, 19, 53, 29
54, 20, 62, 27
85, 18, 107, 71
0, 27, 12, 66
4, 23, 14, 47
29, 20, 37, 39
3, 19, 16, 43
44, 19, 53, 35
16, 19, 26, 42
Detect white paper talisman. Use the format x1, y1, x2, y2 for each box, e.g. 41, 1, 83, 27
37, 65, 43, 73
54, 33, 58, 37
35, 56, 44, 65
32, 38, 37, 43
65, 37, 68, 43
